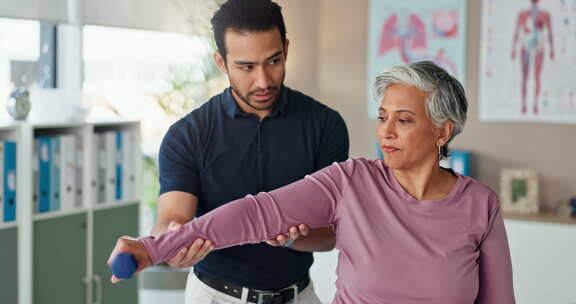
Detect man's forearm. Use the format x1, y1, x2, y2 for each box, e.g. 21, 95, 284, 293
289, 226, 336, 252
151, 221, 172, 237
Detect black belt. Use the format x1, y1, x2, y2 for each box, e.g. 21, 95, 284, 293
194, 271, 310, 304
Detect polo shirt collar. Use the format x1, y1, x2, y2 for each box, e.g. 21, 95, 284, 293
222, 86, 289, 119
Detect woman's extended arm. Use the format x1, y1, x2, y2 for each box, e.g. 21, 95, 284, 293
475, 194, 516, 303
131, 163, 348, 267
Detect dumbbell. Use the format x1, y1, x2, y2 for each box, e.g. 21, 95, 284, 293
110, 253, 138, 279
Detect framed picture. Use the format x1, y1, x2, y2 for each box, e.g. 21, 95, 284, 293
499, 169, 539, 214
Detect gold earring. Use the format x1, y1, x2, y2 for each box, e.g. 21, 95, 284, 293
437, 142, 443, 161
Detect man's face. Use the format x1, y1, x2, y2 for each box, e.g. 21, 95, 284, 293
215, 28, 288, 116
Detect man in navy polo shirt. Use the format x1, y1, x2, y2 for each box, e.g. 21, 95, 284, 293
152, 0, 349, 303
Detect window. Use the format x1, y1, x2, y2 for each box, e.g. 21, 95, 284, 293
83, 25, 226, 232
82, 25, 225, 154
0, 18, 58, 120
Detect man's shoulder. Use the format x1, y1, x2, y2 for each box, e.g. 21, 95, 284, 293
164, 92, 224, 140
188, 92, 224, 121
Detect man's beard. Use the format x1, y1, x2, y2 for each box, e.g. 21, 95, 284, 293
230, 75, 285, 111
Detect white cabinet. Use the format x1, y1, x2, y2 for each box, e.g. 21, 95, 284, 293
0, 121, 142, 304
506, 220, 576, 304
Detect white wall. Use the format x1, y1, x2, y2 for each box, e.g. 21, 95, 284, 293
275, 0, 321, 98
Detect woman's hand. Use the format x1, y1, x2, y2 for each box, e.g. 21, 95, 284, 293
266, 224, 310, 247
107, 236, 153, 283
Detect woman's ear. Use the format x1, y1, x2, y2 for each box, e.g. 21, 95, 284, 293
437, 120, 454, 146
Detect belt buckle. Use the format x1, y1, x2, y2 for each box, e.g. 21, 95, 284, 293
257, 291, 278, 304
286, 285, 299, 304
256, 285, 298, 304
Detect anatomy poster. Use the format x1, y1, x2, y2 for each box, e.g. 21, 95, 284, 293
367, 0, 467, 117
480, 0, 576, 123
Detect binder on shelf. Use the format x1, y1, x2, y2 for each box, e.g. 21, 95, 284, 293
33, 139, 39, 213
3, 141, 17, 222
97, 133, 107, 204
38, 137, 52, 213
60, 135, 77, 211
0, 142, 4, 223
115, 131, 123, 201
75, 135, 84, 208
91, 134, 99, 205
105, 131, 116, 203
50, 136, 61, 212
122, 130, 134, 201
129, 130, 138, 200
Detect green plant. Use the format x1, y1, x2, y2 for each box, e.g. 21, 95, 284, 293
143, 34, 226, 216
143, 155, 161, 212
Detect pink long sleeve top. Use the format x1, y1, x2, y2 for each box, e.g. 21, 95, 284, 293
140, 158, 515, 304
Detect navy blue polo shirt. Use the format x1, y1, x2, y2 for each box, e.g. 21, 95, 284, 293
158, 86, 349, 290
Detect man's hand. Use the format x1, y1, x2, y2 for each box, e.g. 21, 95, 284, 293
266, 224, 310, 247
107, 236, 152, 283
165, 221, 214, 268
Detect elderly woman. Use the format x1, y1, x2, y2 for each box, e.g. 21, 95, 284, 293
109, 61, 515, 303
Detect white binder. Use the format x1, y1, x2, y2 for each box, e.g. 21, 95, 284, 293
75, 135, 83, 208
59, 135, 77, 211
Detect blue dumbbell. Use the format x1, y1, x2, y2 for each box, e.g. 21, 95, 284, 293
111, 253, 139, 279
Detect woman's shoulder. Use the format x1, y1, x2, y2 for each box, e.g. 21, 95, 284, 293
457, 174, 500, 208
324, 158, 386, 178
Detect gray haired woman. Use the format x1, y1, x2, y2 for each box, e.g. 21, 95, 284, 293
109, 61, 516, 304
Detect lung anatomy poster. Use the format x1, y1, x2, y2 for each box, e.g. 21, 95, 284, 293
367, 0, 467, 118
480, 0, 576, 123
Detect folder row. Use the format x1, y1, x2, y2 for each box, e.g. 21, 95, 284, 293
93, 130, 137, 205
34, 135, 82, 213
33, 130, 137, 214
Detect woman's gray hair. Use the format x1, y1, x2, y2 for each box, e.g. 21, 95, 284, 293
372, 61, 468, 159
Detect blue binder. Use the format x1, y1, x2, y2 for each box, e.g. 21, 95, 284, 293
3, 141, 17, 222
450, 150, 471, 176
115, 131, 123, 201
50, 137, 61, 211
38, 137, 52, 213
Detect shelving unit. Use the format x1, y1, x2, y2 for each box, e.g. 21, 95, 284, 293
0, 120, 141, 304
504, 212, 576, 225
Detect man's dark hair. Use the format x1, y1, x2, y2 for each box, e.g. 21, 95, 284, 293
211, 0, 287, 61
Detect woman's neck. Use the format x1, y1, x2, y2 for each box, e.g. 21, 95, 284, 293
391, 163, 457, 201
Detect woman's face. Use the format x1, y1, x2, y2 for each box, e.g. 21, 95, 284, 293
376, 84, 440, 170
